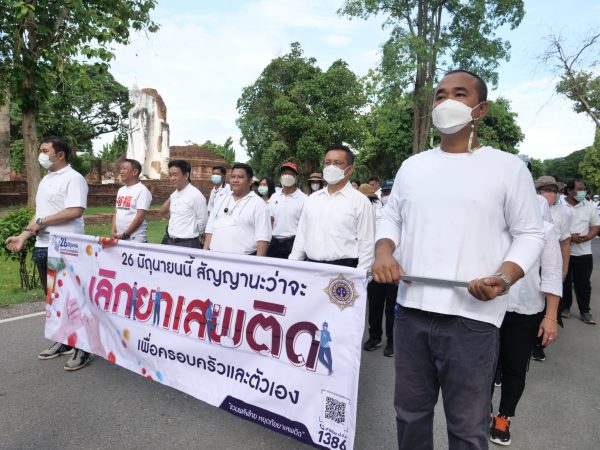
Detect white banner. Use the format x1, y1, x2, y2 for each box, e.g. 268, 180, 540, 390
46, 233, 367, 449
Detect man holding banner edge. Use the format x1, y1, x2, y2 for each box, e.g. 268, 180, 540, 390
372, 70, 545, 449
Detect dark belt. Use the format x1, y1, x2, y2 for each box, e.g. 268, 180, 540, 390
306, 257, 359, 268
272, 236, 295, 242
168, 236, 199, 244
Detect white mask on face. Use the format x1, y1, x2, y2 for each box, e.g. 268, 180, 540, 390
432, 99, 482, 135
280, 174, 296, 187
310, 182, 321, 192
381, 195, 389, 205
323, 165, 347, 185
38, 153, 54, 170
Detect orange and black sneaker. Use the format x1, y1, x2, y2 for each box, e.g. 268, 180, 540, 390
490, 414, 511, 446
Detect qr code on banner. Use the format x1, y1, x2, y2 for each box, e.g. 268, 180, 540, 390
324, 396, 347, 425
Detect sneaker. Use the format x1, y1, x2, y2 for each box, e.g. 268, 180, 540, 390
490, 415, 511, 446
561, 308, 570, 319
531, 346, 546, 362
581, 313, 597, 325
383, 340, 394, 357
38, 342, 74, 360
64, 349, 94, 371
363, 338, 382, 351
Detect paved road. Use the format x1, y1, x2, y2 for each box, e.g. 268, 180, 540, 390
2, 243, 600, 449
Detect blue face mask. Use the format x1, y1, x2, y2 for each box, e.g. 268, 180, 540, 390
258, 186, 269, 196
575, 190, 587, 202
211, 174, 222, 185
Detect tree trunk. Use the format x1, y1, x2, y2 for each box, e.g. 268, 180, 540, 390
0, 94, 9, 181
22, 108, 40, 208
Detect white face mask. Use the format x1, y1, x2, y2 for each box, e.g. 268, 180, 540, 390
323, 165, 347, 185
381, 195, 389, 205
310, 182, 321, 192
432, 99, 481, 135
280, 174, 296, 187
38, 153, 54, 170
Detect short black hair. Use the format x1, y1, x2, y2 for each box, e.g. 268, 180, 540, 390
444, 69, 488, 102
168, 159, 192, 181
212, 165, 226, 175
232, 162, 253, 179
123, 158, 142, 176
42, 136, 70, 161
258, 177, 276, 197
566, 178, 585, 191
368, 176, 380, 183
325, 143, 355, 165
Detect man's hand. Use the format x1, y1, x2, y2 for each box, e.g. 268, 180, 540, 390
538, 317, 558, 347
5, 233, 29, 253
372, 253, 404, 284
468, 275, 506, 301
571, 233, 587, 244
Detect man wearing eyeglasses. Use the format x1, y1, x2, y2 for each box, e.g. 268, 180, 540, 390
289, 144, 374, 270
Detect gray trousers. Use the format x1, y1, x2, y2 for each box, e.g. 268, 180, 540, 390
394, 305, 499, 450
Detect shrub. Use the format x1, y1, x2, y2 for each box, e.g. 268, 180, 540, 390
0, 208, 38, 289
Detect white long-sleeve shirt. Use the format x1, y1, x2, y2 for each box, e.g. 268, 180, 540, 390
376, 146, 545, 327
508, 221, 562, 314
167, 184, 207, 239
289, 182, 374, 271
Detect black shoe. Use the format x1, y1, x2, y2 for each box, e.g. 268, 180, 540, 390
494, 371, 502, 387
531, 346, 546, 362
490, 415, 511, 446
363, 338, 382, 351
383, 340, 394, 357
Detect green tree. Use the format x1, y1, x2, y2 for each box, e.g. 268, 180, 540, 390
0, 207, 37, 289
100, 130, 128, 162
476, 97, 524, 154
542, 32, 600, 128
543, 148, 586, 182
200, 137, 236, 167
0, 0, 158, 207
236, 42, 368, 178
579, 129, 600, 193
9, 62, 131, 170
339, 0, 525, 154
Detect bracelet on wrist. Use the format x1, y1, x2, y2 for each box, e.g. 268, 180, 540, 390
544, 315, 558, 323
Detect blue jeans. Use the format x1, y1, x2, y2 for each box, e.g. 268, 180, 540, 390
31, 247, 48, 293
318, 347, 333, 373
394, 305, 499, 450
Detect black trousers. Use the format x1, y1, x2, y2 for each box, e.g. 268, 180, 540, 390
267, 236, 295, 259
367, 281, 398, 342
162, 235, 201, 249
306, 258, 358, 268
493, 311, 543, 417
561, 254, 593, 314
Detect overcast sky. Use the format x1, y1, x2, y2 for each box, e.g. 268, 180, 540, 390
96, 0, 600, 162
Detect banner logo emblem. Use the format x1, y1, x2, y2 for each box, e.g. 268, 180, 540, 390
324, 275, 358, 311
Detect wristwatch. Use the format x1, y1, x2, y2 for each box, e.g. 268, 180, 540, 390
122, 233, 130, 240
494, 272, 511, 296
35, 218, 45, 228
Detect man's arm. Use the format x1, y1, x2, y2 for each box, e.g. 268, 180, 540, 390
560, 238, 570, 281
372, 238, 404, 284
356, 198, 375, 271
119, 210, 148, 238
256, 241, 269, 256
111, 213, 117, 237
29, 207, 85, 235
195, 194, 208, 236
572, 225, 600, 243
203, 233, 212, 250
288, 208, 307, 261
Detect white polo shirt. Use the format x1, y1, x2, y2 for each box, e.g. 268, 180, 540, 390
562, 199, 600, 256
208, 182, 231, 214
206, 191, 272, 254
289, 182, 375, 271
115, 182, 152, 242
35, 165, 88, 248
269, 188, 307, 238
167, 184, 208, 239
550, 203, 571, 242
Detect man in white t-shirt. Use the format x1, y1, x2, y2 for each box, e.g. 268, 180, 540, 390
267, 161, 306, 259
372, 70, 544, 449
207, 165, 231, 215
112, 159, 152, 243
162, 159, 207, 248
204, 163, 272, 256
560, 178, 600, 323
5, 136, 93, 371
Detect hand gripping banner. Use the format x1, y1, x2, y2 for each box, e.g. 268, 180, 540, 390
46, 233, 367, 449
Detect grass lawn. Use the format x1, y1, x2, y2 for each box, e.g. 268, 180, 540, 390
0, 218, 168, 307
85, 204, 161, 215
